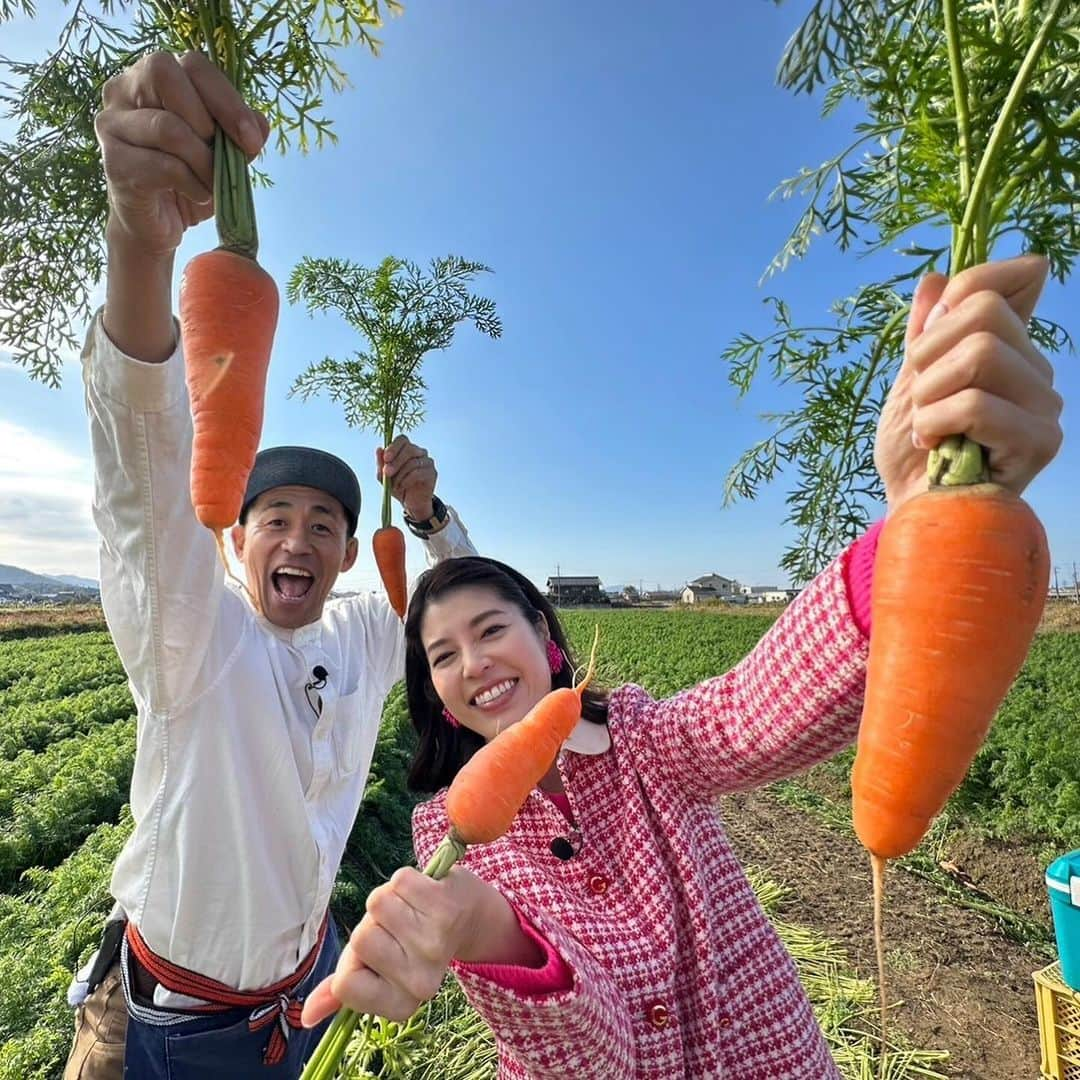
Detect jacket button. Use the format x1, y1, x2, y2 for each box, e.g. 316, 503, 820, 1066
587, 874, 609, 895
647, 1001, 670, 1029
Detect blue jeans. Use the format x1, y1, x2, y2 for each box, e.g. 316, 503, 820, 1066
122, 923, 341, 1080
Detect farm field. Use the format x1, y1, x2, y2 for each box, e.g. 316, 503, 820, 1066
1, 604, 1078, 1078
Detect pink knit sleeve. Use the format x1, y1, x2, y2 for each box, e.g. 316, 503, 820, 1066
844, 519, 883, 638
621, 539, 871, 801
454, 907, 573, 995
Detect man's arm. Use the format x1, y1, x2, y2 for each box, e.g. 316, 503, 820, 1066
87, 53, 270, 710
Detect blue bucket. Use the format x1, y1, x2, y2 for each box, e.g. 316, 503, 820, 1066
1047, 851, 1080, 991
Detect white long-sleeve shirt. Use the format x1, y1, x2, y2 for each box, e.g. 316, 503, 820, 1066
81, 313, 476, 1000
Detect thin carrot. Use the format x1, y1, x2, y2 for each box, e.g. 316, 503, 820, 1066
182, 247, 278, 572
443, 633, 598, 847
301, 628, 600, 1080
179, 13, 278, 582
372, 524, 407, 620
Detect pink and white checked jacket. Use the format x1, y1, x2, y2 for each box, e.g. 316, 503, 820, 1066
413, 537, 876, 1079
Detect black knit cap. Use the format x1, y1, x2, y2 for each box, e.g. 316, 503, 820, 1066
240, 446, 361, 536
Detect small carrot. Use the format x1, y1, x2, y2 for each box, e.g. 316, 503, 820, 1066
372, 524, 407, 620
442, 628, 599, 848
182, 247, 278, 571
302, 628, 600, 1080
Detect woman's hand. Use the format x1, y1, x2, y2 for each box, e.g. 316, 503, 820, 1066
302, 866, 540, 1027
875, 253, 1063, 513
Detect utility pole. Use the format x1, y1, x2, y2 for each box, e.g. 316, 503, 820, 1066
556, 563, 560, 607
1074, 562, 1079, 605
1054, 565, 1061, 597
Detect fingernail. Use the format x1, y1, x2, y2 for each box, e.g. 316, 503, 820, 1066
238, 117, 262, 156
924, 302, 948, 330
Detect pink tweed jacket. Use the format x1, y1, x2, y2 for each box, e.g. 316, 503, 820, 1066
413, 545, 871, 1079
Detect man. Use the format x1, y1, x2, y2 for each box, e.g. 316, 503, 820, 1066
64, 50, 476, 1079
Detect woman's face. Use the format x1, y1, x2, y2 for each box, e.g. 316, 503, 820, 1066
420, 584, 553, 741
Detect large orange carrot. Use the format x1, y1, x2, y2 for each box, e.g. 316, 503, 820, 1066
853, 439, 1049, 1076
182, 248, 278, 569
852, 467, 1049, 860
372, 524, 407, 619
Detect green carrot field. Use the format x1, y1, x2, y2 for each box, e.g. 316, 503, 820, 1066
1, 607, 1078, 1078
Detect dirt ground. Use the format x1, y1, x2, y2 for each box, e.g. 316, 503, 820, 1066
0, 603, 105, 639
721, 787, 1054, 1080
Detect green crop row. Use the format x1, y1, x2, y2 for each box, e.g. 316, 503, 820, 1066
0, 811, 132, 1080
0, 718, 136, 889
0, 682, 135, 760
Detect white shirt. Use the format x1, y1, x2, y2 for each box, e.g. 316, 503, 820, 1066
81, 313, 476, 1001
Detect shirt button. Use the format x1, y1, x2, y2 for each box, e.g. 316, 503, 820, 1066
647, 1001, 670, 1029
587, 874, 609, 896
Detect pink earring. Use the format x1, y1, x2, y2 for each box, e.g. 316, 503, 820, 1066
547, 639, 564, 674
441, 706, 460, 729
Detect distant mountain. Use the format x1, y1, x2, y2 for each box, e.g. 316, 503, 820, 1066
53, 574, 99, 589
0, 564, 98, 592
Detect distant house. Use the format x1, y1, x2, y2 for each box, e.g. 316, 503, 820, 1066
547, 575, 606, 606
682, 572, 741, 605
681, 584, 719, 605
742, 588, 791, 605
689, 573, 740, 595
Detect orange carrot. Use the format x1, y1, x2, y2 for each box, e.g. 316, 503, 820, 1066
181, 248, 279, 569
852, 474, 1049, 861
372, 524, 407, 619
445, 647, 597, 846
852, 448, 1048, 1075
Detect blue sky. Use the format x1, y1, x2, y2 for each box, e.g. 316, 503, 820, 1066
2, 2, 1077, 594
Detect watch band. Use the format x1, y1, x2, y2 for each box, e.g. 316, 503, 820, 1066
403, 495, 449, 536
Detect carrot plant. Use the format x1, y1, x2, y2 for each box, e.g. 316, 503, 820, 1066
724, 0, 1079, 583
0, 0, 401, 386
287, 255, 501, 614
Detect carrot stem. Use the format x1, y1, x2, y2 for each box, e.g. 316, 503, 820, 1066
932, 0, 1065, 494
927, 433, 990, 488
423, 832, 469, 879
301, 831, 469, 1078
214, 126, 258, 260
381, 469, 393, 530
950, 0, 1065, 274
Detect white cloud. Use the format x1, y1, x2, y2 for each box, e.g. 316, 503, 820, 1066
0, 421, 98, 577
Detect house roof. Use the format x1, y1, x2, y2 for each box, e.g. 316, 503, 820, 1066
547, 576, 602, 587
689, 573, 734, 588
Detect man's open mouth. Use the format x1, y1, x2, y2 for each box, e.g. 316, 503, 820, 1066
272, 566, 315, 601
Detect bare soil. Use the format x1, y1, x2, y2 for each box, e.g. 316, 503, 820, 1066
721, 787, 1053, 1080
